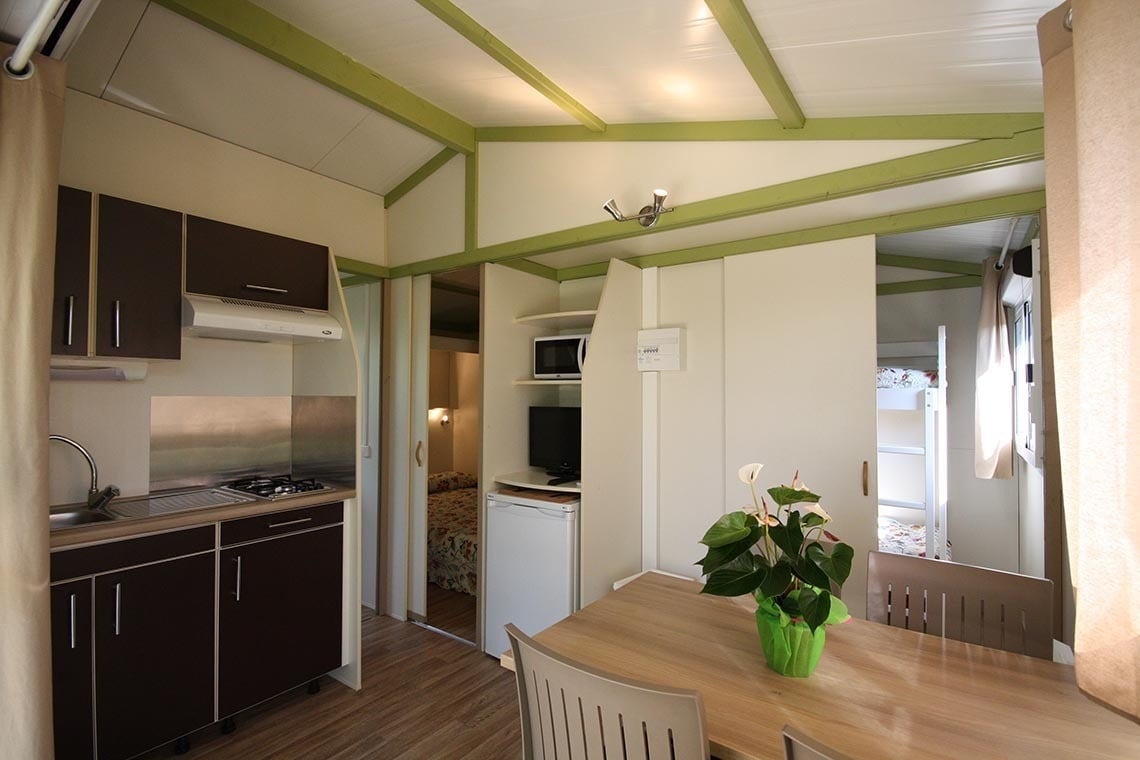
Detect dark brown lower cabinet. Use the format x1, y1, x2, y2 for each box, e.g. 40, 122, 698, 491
218, 525, 343, 717
50, 579, 94, 760
94, 552, 215, 760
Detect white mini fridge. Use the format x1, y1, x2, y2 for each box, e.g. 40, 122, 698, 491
483, 488, 580, 658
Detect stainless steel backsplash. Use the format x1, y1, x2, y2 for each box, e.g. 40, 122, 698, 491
292, 395, 356, 486
150, 395, 355, 490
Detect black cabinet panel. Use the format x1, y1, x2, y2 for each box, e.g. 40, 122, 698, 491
220, 502, 342, 547
52, 186, 92, 357
219, 525, 343, 717
51, 579, 93, 760
51, 525, 215, 582
186, 216, 329, 311
94, 553, 215, 760
95, 195, 183, 360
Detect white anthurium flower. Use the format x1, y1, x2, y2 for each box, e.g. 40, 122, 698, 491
758, 513, 780, 527
791, 469, 809, 491
738, 463, 764, 484
799, 500, 832, 522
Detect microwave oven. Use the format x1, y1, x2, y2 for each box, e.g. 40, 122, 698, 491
533, 334, 589, 379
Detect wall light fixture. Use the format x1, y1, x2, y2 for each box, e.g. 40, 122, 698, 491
601, 189, 674, 228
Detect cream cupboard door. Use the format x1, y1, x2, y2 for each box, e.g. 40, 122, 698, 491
407, 274, 432, 619
724, 237, 878, 618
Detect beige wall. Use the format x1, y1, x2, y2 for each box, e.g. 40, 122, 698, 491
876, 286, 1021, 572
388, 154, 464, 267
60, 90, 386, 265
452, 351, 481, 477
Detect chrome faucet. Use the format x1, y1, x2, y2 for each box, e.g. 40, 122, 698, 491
49, 434, 119, 511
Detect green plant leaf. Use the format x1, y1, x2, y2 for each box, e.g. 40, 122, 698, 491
799, 587, 832, 632
699, 511, 755, 548
768, 510, 805, 558
767, 485, 821, 507
793, 552, 832, 589
822, 542, 854, 586
758, 560, 793, 598
700, 553, 765, 597
801, 512, 828, 530
696, 525, 760, 574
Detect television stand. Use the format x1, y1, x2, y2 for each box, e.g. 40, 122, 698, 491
546, 472, 580, 487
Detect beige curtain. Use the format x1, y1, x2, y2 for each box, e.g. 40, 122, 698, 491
0, 44, 67, 756
1039, 0, 1140, 721
974, 255, 1013, 479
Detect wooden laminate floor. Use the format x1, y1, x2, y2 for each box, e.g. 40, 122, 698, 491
426, 582, 477, 643
137, 609, 519, 760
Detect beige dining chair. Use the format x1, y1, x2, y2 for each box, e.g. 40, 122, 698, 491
505, 623, 710, 760
782, 725, 853, 760
866, 550, 1054, 659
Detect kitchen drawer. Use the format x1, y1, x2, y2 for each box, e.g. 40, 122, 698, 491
51, 525, 215, 582
221, 502, 343, 547
185, 215, 329, 311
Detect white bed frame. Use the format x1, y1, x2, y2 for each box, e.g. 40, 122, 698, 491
876, 326, 949, 559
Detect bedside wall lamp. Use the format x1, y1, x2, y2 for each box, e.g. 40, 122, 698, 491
602, 189, 674, 228
429, 408, 451, 427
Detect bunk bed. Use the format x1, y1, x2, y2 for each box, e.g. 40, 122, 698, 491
877, 327, 949, 560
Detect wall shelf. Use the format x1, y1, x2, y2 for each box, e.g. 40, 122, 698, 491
878, 445, 925, 456
514, 309, 597, 330
495, 469, 582, 494
513, 378, 582, 386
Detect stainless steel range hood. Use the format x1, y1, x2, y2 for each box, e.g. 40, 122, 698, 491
182, 294, 343, 344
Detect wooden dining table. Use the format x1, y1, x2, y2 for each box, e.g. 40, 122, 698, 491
500, 571, 1140, 760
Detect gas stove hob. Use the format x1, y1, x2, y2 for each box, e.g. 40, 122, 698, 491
223, 476, 333, 500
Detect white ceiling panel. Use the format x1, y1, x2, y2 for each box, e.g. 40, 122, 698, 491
313, 112, 444, 196
529, 160, 1044, 270
253, 0, 574, 126
64, 0, 148, 96
104, 3, 373, 171
878, 215, 1037, 263
748, 0, 1054, 116
451, 0, 775, 123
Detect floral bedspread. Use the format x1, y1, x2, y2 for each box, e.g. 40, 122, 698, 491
877, 367, 938, 389
427, 487, 479, 595
877, 515, 951, 560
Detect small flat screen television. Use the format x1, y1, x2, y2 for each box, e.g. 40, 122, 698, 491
529, 406, 581, 486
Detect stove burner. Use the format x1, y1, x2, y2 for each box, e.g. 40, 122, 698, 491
225, 476, 331, 500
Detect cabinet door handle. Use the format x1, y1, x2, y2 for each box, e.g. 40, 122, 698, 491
244, 284, 288, 294
862, 460, 869, 496
65, 295, 75, 346
114, 582, 121, 635
233, 556, 242, 602
69, 593, 77, 650
113, 300, 122, 348
415, 440, 424, 468
267, 517, 312, 529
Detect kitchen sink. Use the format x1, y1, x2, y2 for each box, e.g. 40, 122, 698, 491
49, 508, 117, 529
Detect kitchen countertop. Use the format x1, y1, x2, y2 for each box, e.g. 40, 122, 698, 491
50, 486, 357, 549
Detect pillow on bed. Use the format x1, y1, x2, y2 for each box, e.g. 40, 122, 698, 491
427, 471, 478, 494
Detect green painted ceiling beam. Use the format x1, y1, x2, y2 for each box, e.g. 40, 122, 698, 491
335, 256, 389, 279
704, 0, 804, 128
155, 0, 475, 153
339, 274, 379, 287
875, 253, 981, 276
388, 129, 1042, 277
412, 0, 605, 132
620, 190, 1046, 273
501, 258, 559, 281
475, 114, 1043, 142
385, 148, 457, 209
877, 276, 982, 296
465, 147, 479, 253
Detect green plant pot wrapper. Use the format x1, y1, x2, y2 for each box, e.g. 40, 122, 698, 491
755, 608, 827, 677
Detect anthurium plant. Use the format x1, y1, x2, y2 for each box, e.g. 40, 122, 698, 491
697, 465, 855, 676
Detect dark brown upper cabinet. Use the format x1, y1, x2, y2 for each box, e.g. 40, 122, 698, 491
52, 187, 92, 357
185, 216, 329, 311
95, 195, 183, 360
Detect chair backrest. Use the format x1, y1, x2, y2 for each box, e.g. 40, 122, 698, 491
782, 725, 853, 760
866, 551, 1054, 659
506, 623, 709, 760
